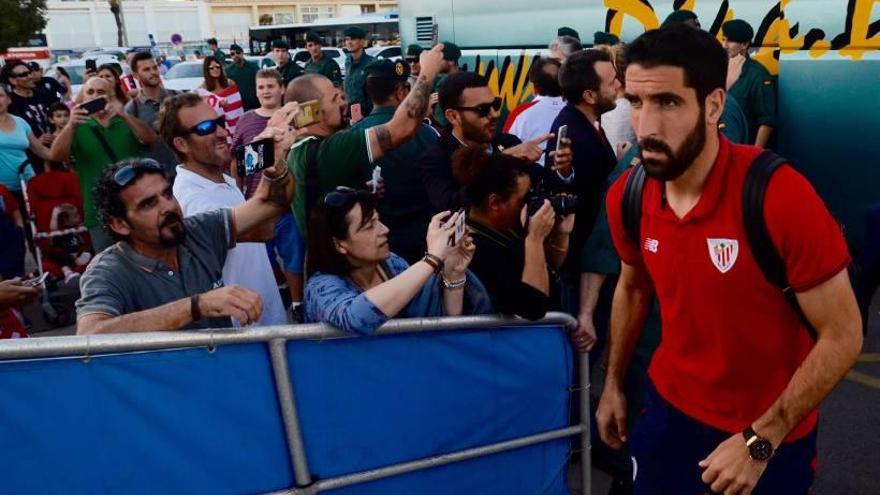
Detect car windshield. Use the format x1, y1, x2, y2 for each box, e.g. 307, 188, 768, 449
165, 63, 203, 79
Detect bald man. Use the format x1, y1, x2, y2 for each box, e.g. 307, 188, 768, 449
49, 76, 158, 251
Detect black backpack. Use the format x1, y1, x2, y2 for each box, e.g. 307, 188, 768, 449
621, 150, 817, 340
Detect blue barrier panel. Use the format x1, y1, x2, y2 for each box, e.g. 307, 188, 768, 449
288, 324, 573, 494
0, 343, 293, 494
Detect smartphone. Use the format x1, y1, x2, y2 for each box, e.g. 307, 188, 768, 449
80, 96, 107, 115
293, 99, 322, 128
85, 58, 97, 73
555, 124, 568, 154
453, 208, 466, 246
23, 272, 49, 288
371, 166, 382, 193
432, 24, 440, 46
235, 138, 275, 177
349, 103, 364, 124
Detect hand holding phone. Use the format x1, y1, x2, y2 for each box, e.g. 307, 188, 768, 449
79, 96, 107, 115
23, 272, 49, 288
292, 99, 322, 128
235, 138, 275, 177
453, 208, 466, 246
555, 125, 569, 154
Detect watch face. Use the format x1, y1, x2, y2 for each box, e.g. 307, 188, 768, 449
749, 438, 774, 461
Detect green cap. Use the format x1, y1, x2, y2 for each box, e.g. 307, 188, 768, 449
662, 10, 699, 27
272, 39, 289, 50
593, 31, 620, 46
557, 27, 580, 40
305, 32, 323, 44
365, 59, 411, 80
406, 44, 424, 58
229, 43, 243, 53
722, 19, 754, 44
343, 26, 367, 39
441, 41, 461, 62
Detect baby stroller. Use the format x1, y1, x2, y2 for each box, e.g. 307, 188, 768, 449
18, 161, 93, 327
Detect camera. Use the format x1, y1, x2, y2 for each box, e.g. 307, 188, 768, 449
526, 192, 578, 216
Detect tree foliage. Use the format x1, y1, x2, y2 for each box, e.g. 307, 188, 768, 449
0, 0, 47, 53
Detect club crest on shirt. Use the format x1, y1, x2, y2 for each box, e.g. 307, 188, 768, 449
706, 238, 739, 274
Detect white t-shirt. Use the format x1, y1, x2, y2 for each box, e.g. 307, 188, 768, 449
507, 96, 565, 166
601, 97, 637, 153
173, 166, 287, 327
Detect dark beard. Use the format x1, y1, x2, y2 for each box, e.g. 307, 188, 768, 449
158, 213, 186, 247
639, 107, 707, 181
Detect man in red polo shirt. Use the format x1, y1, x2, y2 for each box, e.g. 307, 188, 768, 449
596, 25, 863, 495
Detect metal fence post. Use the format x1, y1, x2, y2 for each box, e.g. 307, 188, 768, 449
268, 338, 313, 490
579, 352, 591, 495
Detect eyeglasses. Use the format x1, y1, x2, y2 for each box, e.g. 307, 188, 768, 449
208, 65, 223, 70
11, 70, 31, 79
112, 160, 164, 187
454, 97, 503, 118
182, 117, 226, 136
323, 186, 360, 208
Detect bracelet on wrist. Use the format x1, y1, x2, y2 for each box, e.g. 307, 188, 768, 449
263, 166, 290, 182
421, 252, 444, 273
441, 275, 467, 290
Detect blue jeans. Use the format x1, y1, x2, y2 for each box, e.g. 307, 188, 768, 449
632, 381, 816, 495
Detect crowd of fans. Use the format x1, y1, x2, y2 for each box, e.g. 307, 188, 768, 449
0, 11, 875, 495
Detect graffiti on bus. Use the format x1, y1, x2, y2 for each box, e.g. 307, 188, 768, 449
462, 0, 879, 111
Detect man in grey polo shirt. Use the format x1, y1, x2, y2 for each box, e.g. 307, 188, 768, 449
125, 51, 179, 174
76, 140, 294, 334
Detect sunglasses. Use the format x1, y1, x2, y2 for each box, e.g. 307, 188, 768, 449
182, 117, 226, 136
455, 97, 503, 118
323, 186, 371, 209
208, 65, 223, 70
11, 70, 31, 78
112, 160, 164, 187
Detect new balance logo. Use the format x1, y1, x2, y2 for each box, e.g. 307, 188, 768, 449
643, 238, 659, 253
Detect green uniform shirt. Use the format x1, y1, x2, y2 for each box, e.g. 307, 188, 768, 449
212, 49, 227, 63
432, 74, 448, 127
719, 94, 749, 145
305, 55, 343, 86
343, 52, 376, 108
71, 117, 147, 227
287, 128, 374, 232
225, 60, 260, 111
276, 61, 304, 88
350, 106, 439, 261
728, 57, 776, 144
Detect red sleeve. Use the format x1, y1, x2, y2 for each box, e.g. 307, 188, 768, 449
764, 165, 851, 292
605, 169, 644, 267
502, 101, 535, 134
0, 185, 17, 217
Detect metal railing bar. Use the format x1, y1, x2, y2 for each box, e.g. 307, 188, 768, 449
268, 339, 313, 488
578, 353, 592, 495
0, 313, 577, 360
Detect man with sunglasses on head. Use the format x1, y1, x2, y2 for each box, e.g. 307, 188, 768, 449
285, 44, 447, 236
159, 92, 292, 327
49, 76, 158, 252
75, 114, 296, 335
418, 71, 569, 214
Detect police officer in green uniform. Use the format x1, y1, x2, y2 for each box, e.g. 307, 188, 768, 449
303, 31, 342, 86
272, 39, 304, 88
722, 19, 777, 147
350, 59, 440, 262
285, 45, 446, 234
431, 41, 462, 128
405, 44, 423, 88
343, 26, 376, 120
206, 38, 227, 63
593, 31, 620, 46
225, 44, 260, 111
557, 26, 580, 41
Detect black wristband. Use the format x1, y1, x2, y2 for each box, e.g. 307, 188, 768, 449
191, 294, 202, 321
422, 252, 443, 274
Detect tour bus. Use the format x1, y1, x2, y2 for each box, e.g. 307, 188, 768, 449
248, 12, 400, 54
398, 0, 880, 252
0, 34, 53, 69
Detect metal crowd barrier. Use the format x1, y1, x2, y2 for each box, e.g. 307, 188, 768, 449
0, 312, 590, 495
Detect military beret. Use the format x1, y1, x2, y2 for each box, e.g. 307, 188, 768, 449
593, 31, 620, 46
343, 26, 367, 39
405, 44, 424, 59
722, 19, 755, 44
557, 27, 580, 40
662, 10, 699, 27
441, 41, 461, 62
365, 59, 411, 80
305, 32, 323, 44
272, 39, 289, 50
229, 43, 243, 53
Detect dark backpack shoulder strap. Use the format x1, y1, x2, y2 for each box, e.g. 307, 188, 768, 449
742, 150, 818, 340
303, 137, 323, 220
88, 125, 119, 163
621, 163, 647, 244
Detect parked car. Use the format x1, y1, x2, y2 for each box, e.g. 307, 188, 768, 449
45, 57, 130, 96
161, 60, 203, 92
292, 48, 347, 77
245, 56, 277, 69
366, 46, 402, 62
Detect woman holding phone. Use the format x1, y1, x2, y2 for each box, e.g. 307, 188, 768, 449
304, 188, 491, 335
198, 56, 244, 137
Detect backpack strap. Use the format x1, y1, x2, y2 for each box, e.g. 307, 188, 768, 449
742, 150, 818, 341
88, 125, 120, 163
303, 137, 323, 221
621, 163, 647, 244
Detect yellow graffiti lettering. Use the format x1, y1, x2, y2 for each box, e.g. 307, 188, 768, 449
715, 8, 736, 44
605, 0, 660, 36
679, 0, 696, 11
840, 0, 880, 60
808, 39, 832, 58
